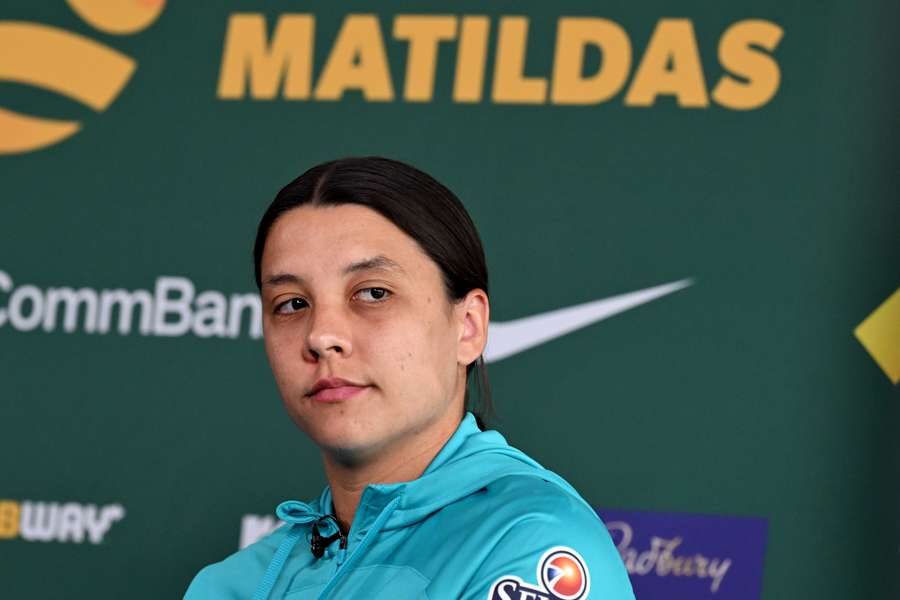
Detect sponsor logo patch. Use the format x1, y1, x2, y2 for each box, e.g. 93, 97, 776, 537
488, 546, 590, 600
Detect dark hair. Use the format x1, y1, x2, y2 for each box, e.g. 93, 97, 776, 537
253, 156, 493, 428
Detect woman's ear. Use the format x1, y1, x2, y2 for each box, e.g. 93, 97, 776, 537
456, 289, 489, 366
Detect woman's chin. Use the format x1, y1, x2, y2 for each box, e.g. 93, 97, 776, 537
319, 435, 391, 468
304, 421, 386, 464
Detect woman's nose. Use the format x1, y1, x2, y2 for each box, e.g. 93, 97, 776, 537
304, 303, 352, 361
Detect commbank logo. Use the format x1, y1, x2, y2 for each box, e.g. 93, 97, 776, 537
854, 287, 900, 384
0, 0, 166, 155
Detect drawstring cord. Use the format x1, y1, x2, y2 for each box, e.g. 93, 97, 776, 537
251, 524, 303, 600
251, 500, 342, 600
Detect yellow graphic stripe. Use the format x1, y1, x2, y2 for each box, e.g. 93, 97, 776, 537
66, 0, 166, 36
854, 287, 900, 384
0, 107, 81, 154
0, 21, 135, 111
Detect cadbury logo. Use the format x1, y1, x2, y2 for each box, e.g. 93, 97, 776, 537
605, 520, 732, 593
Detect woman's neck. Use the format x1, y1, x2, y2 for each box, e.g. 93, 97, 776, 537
322, 412, 461, 533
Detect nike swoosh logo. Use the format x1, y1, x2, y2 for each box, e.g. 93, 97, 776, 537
484, 278, 694, 363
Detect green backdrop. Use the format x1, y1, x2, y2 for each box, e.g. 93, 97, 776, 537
1, 1, 897, 598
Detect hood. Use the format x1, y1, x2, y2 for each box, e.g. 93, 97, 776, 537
259, 413, 590, 600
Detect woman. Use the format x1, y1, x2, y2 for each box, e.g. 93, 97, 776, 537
184, 157, 634, 600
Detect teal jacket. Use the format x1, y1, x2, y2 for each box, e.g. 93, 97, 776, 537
184, 413, 634, 600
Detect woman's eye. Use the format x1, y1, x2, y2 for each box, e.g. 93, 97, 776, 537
275, 297, 308, 314
355, 287, 391, 303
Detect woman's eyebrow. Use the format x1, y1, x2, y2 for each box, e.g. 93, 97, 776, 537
263, 272, 304, 287
342, 255, 406, 276
263, 256, 405, 288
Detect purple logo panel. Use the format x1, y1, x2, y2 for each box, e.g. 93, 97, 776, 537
595, 509, 768, 600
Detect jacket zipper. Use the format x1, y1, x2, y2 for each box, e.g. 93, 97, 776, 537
336, 532, 348, 566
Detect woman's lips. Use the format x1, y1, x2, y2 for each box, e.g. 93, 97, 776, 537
311, 385, 369, 403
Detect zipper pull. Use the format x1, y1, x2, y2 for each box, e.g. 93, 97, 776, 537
337, 533, 348, 565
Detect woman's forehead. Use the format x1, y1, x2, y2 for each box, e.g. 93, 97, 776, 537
262, 204, 433, 281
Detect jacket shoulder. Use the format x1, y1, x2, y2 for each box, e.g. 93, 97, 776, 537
452, 473, 635, 600
480, 472, 601, 528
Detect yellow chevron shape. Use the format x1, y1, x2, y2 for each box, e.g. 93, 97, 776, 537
0, 21, 135, 154
854, 287, 900, 384
66, 0, 166, 35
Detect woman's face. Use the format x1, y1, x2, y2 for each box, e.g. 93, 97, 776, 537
259, 203, 485, 464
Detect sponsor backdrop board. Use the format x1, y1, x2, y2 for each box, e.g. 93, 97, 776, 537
1, 0, 898, 598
